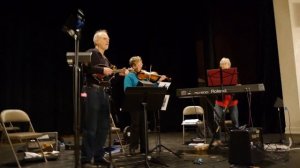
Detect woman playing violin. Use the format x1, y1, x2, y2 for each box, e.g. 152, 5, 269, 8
124, 56, 167, 90
123, 56, 167, 155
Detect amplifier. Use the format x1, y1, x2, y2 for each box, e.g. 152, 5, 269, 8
228, 128, 264, 166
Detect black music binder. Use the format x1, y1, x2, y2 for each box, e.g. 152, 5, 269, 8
123, 87, 167, 113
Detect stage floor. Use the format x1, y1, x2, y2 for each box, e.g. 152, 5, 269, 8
1, 131, 300, 168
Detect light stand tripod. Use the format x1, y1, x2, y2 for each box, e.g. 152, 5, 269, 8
63, 9, 86, 168
73, 31, 81, 168
65, 51, 91, 168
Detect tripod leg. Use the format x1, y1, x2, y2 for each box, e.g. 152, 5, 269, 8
149, 156, 169, 167
149, 110, 181, 159
159, 145, 181, 158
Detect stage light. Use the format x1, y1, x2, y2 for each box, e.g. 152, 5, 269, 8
62, 9, 85, 38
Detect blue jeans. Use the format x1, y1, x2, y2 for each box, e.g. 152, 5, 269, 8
214, 105, 239, 139
81, 86, 110, 163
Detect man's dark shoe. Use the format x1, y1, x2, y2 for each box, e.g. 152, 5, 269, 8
94, 157, 110, 166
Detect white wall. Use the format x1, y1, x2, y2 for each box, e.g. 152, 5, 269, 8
273, 0, 300, 133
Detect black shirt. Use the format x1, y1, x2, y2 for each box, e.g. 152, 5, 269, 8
84, 48, 112, 86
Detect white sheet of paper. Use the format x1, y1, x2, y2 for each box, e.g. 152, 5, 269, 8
158, 82, 171, 90
161, 94, 170, 111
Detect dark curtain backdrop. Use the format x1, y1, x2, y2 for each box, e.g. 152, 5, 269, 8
0, 0, 282, 136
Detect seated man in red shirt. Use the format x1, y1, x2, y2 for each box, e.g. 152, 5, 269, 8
213, 57, 239, 145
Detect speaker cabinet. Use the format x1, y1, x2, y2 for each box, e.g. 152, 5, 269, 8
229, 128, 264, 166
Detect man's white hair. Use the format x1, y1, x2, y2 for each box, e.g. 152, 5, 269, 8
93, 29, 108, 45
219, 57, 231, 67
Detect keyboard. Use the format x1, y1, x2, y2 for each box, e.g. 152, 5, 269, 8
176, 83, 265, 98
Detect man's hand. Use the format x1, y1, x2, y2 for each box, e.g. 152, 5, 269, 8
103, 67, 113, 76
119, 67, 129, 76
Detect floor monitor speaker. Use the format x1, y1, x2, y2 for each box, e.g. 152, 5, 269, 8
228, 127, 264, 166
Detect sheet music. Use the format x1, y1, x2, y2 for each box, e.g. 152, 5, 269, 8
161, 94, 170, 111
158, 82, 171, 90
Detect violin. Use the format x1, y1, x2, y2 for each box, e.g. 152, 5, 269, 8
137, 70, 171, 82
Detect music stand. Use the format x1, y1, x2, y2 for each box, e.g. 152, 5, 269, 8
124, 87, 167, 168
207, 67, 238, 87
149, 85, 181, 167
206, 68, 238, 151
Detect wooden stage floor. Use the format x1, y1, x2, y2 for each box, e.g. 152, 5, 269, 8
1, 131, 300, 168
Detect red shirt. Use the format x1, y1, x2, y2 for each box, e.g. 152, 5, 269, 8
215, 94, 238, 108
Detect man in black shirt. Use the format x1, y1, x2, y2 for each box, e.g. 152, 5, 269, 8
81, 29, 128, 166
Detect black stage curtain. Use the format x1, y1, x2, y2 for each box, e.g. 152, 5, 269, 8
0, 0, 282, 135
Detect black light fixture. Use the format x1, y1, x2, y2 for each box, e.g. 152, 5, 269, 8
62, 9, 85, 38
